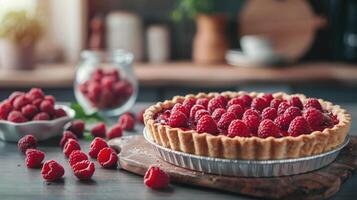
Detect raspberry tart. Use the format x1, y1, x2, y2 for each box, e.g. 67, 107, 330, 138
143, 92, 351, 160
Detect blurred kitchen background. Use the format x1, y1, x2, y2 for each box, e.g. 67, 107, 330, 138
0, 0, 357, 104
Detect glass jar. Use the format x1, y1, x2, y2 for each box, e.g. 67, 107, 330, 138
74, 50, 138, 117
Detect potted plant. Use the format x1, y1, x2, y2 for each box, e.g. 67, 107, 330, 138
0, 10, 43, 70
172, 0, 243, 64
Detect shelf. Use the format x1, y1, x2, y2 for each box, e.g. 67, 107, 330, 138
0, 62, 357, 88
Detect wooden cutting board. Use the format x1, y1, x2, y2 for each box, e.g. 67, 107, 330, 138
109, 136, 357, 200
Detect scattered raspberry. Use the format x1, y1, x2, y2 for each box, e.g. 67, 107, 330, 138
59, 131, 78, 148
88, 137, 108, 158
67, 120, 85, 138
25, 149, 45, 168
240, 94, 253, 107
27, 88, 44, 101
91, 122, 106, 137
182, 97, 196, 111
288, 116, 311, 137
54, 108, 67, 118
284, 106, 301, 119
63, 139, 81, 157
227, 97, 245, 108
196, 98, 209, 108
0, 100, 13, 120
262, 107, 278, 120
290, 96, 303, 109
304, 98, 323, 111
196, 115, 218, 134
242, 114, 260, 136
168, 111, 187, 128
32, 112, 50, 121
262, 93, 273, 104
41, 160, 64, 181
251, 97, 269, 111
258, 119, 282, 138
274, 114, 294, 131
277, 102, 291, 115
118, 113, 135, 130
211, 108, 226, 121
243, 108, 260, 118
21, 104, 38, 119
227, 119, 250, 137
189, 104, 205, 119
18, 134, 37, 153
106, 124, 123, 139
144, 166, 170, 189
13, 95, 30, 110
97, 147, 118, 168
227, 104, 244, 119
207, 97, 225, 113
69, 150, 88, 167
136, 109, 145, 124
270, 99, 283, 109
217, 112, 236, 130
40, 100, 55, 115
72, 160, 95, 180
194, 109, 210, 124
7, 111, 27, 123
171, 103, 189, 117
303, 108, 324, 130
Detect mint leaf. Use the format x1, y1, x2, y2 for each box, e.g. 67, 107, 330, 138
70, 103, 106, 123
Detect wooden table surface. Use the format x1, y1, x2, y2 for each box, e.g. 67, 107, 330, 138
0, 103, 356, 200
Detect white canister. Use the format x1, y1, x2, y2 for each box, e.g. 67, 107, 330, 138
106, 12, 144, 61
146, 25, 170, 63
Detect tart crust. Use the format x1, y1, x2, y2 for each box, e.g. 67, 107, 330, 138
143, 92, 351, 160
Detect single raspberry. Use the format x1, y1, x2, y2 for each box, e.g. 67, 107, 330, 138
303, 108, 324, 130
87, 82, 102, 101
216, 95, 228, 107
44, 95, 56, 105
118, 113, 135, 130
0, 100, 13, 120
258, 119, 282, 138
32, 112, 50, 121
217, 112, 236, 130
243, 108, 260, 118
18, 134, 37, 153
97, 147, 118, 168
227, 97, 245, 108
240, 94, 253, 107
13, 95, 30, 110
92, 68, 104, 81
304, 98, 323, 111
262, 107, 278, 120
284, 106, 301, 119
9, 91, 25, 104
155, 110, 170, 124
73, 160, 95, 180
106, 68, 120, 80
144, 166, 170, 189
8, 111, 28, 123
67, 120, 85, 138
196, 98, 209, 108
25, 149, 45, 168
88, 137, 108, 158
21, 104, 38, 119
59, 131, 78, 148
194, 109, 210, 124
69, 150, 88, 167
290, 96, 303, 109
227, 119, 250, 137
171, 103, 189, 117
242, 114, 260, 136
189, 105, 205, 119
323, 113, 338, 128
91, 122, 106, 137
270, 99, 283, 109
251, 97, 269, 111
168, 111, 187, 128
196, 115, 218, 134
106, 124, 123, 139
207, 97, 225, 113
136, 109, 145, 124
227, 104, 244, 119
182, 97, 196, 111
288, 116, 311, 137
63, 139, 81, 157
274, 114, 293, 131
40, 100, 55, 115
277, 102, 291, 115
262, 93, 274, 104
32, 98, 43, 107
41, 160, 64, 181
211, 108, 226, 121
54, 108, 67, 118
101, 76, 116, 90
27, 88, 44, 101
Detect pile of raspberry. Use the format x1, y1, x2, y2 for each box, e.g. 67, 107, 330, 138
78, 68, 134, 109
154, 93, 339, 138
0, 88, 67, 123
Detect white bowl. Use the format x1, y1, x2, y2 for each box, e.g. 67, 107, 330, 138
0, 105, 75, 142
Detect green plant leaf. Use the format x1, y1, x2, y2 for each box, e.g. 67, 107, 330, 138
70, 103, 106, 124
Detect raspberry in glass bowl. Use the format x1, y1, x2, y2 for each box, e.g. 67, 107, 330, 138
74, 50, 138, 117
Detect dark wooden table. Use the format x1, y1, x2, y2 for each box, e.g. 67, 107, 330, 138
0, 103, 356, 200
